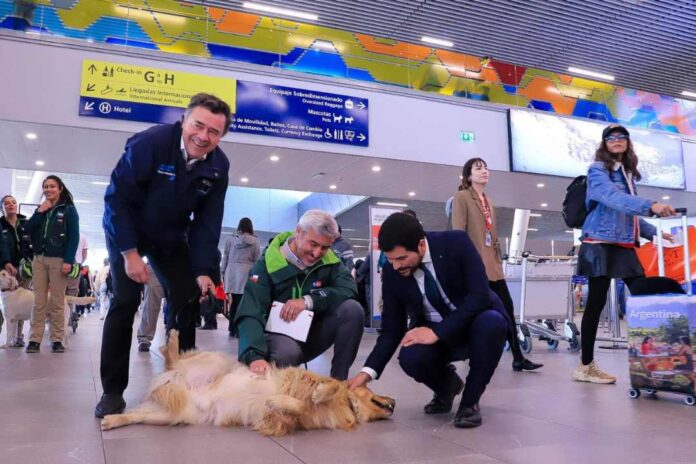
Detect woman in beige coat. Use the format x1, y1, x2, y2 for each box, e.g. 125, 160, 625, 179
452, 158, 542, 372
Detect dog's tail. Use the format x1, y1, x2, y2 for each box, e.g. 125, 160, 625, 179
160, 329, 180, 371
65, 295, 97, 306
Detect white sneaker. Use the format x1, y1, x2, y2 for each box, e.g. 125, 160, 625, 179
572, 361, 617, 384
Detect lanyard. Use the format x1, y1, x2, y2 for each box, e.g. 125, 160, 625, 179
292, 280, 302, 299
480, 194, 492, 231
42, 207, 57, 241
292, 263, 328, 299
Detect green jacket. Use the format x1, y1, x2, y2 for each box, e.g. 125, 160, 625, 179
235, 231, 358, 365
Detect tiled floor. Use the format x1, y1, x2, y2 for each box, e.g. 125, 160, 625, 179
1, 313, 694, 464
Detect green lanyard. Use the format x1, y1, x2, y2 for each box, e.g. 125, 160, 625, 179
292, 263, 328, 299
292, 279, 303, 299
42, 207, 56, 242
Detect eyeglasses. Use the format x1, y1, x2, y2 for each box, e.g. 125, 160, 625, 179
605, 134, 628, 142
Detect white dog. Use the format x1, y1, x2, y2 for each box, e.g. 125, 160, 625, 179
0, 269, 95, 348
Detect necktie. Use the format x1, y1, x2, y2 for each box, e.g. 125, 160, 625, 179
421, 265, 450, 317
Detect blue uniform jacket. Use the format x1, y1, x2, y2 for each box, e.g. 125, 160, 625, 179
364, 230, 510, 378
103, 121, 229, 278
582, 161, 656, 245
24, 203, 80, 264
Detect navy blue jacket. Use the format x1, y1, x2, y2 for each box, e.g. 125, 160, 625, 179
103, 121, 229, 278
24, 203, 80, 264
0, 224, 8, 266
0, 215, 33, 266
364, 231, 510, 377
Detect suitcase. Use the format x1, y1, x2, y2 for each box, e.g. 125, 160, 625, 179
626, 209, 696, 405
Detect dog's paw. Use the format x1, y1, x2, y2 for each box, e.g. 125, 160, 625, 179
100, 415, 119, 431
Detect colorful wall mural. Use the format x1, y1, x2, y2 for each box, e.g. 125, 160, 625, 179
2, 0, 695, 135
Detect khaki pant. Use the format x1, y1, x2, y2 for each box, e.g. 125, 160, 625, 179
137, 268, 165, 344
30, 255, 68, 343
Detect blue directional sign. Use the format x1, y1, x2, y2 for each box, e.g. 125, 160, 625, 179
78, 96, 185, 124
230, 81, 369, 147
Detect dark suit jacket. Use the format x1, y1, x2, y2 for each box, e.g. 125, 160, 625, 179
364, 231, 510, 377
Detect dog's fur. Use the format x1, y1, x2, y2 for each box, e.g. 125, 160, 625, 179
101, 330, 395, 436
0, 270, 96, 347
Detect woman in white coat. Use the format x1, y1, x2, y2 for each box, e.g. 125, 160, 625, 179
221, 217, 260, 337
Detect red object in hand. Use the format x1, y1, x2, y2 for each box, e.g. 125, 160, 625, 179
214, 284, 226, 301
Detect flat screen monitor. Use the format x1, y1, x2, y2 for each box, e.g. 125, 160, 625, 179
509, 109, 685, 190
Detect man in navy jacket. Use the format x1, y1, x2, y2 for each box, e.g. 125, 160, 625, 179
96, 93, 231, 418
348, 212, 509, 428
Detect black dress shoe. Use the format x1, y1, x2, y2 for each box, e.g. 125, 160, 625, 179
454, 402, 482, 428
25, 341, 40, 353
512, 358, 544, 372
424, 372, 464, 414
95, 393, 126, 418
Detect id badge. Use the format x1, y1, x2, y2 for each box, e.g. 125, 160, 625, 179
485, 231, 493, 247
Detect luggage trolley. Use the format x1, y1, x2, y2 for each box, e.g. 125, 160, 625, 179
504, 252, 581, 353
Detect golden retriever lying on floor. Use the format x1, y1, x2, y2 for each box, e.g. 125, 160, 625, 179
101, 330, 395, 436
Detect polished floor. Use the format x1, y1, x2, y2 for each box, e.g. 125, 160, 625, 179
0, 312, 694, 464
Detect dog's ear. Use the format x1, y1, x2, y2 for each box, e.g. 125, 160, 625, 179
310, 380, 341, 404
348, 391, 366, 423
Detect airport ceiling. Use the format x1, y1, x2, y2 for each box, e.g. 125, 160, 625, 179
0, 119, 589, 251
214, 0, 696, 99
0, 119, 594, 211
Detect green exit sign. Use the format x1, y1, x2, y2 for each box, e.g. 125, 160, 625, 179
460, 131, 476, 142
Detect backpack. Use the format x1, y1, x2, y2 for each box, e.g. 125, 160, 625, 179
562, 175, 592, 228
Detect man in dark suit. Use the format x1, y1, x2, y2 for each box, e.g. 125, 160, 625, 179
348, 212, 509, 428
95, 93, 230, 418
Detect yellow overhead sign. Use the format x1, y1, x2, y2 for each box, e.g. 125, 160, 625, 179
79, 60, 236, 112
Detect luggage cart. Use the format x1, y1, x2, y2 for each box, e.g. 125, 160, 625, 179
505, 252, 580, 353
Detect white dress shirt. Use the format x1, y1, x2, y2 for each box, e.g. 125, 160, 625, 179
181, 136, 207, 170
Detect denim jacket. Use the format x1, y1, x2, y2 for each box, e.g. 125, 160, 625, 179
582, 161, 656, 245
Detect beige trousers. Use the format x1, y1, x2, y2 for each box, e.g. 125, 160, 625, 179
30, 255, 68, 343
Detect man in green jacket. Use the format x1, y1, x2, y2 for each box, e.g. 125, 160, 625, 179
234, 209, 364, 380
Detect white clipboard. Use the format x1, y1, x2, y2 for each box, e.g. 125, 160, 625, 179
265, 301, 314, 342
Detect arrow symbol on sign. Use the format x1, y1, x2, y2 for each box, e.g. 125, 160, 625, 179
84, 101, 94, 110
88, 64, 97, 75
357, 133, 366, 141
86, 84, 95, 92
357, 101, 366, 109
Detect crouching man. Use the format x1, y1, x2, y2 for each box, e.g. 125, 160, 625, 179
348, 213, 510, 428
234, 209, 364, 380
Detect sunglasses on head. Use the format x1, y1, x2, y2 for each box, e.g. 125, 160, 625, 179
605, 134, 628, 142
